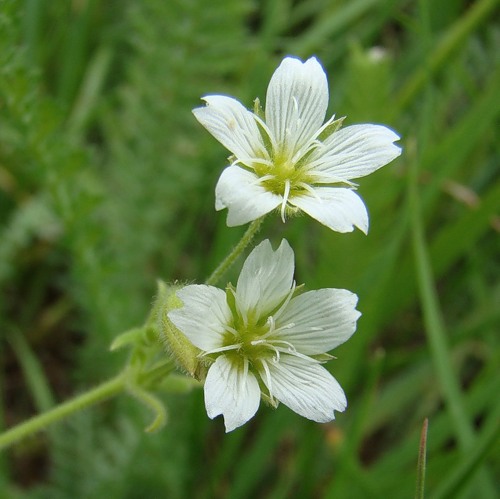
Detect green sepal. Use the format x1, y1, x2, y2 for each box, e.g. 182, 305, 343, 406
157, 280, 207, 381
225, 282, 237, 311
253, 97, 264, 119
317, 116, 345, 142
312, 353, 335, 363
251, 98, 274, 156
261, 391, 279, 409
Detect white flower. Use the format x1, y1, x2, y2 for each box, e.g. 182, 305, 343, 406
193, 56, 401, 233
168, 239, 360, 432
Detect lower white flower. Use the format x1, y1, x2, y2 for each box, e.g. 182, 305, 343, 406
168, 239, 361, 432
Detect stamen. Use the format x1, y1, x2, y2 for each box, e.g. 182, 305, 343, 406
266, 315, 276, 333
267, 339, 296, 351
273, 348, 280, 362
249, 335, 283, 362
231, 157, 273, 170
280, 179, 291, 223
260, 359, 274, 403
258, 317, 293, 342
272, 282, 296, 321
251, 158, 274, 168
272, 346, 321, 364
254, 174, 275, 185
224, 324, 239, 336
295, 182, 322, 201
253, 114, 278, 153
250, 339, 266, 346
257, 328, 274, 342
292, 143, 316, 164
273, 322, 296, 332
199, 343, 242, 356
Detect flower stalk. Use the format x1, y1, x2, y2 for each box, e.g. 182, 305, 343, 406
205, 216, 264, 286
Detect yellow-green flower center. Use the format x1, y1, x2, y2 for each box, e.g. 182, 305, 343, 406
253, 152, 316, 199
221, 317, 275, 365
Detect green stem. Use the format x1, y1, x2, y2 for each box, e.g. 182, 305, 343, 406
126, 382, 168, 433
205, 217, 264, 286
415, 418, 428, 499
0, 373, 126, 452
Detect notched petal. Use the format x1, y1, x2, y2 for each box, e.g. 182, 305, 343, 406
262, 355, 347, 422
275, 288, 361, 354
310, 124, 401, 180
168, 285, 231, 352
193, 95, 267, 161
290, 187, 369, 234
204, 356, 261, 432
236, 239, 295, 318
265, 56, 329, 158
215, 166, 282, 226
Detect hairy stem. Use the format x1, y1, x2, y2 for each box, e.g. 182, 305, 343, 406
0, 373, 126, 452
205, 217, 264, 286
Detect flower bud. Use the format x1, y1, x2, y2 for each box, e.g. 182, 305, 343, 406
157, 281, 207, 381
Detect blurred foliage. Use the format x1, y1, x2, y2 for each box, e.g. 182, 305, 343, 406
1, 0, 499, 497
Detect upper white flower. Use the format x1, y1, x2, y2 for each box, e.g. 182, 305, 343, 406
193, 56, 401, 233
168, 239, 361, 432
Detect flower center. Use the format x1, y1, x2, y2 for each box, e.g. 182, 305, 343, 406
255, 153, 313, 194
220, 314, 294, 368
251, 151, 317, 222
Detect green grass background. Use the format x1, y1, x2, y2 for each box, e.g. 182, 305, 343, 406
1, 0, 499, 497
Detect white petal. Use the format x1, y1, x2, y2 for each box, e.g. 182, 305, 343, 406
215, 166, 282, 226
204, 356, 261, 432
260, 355, 347, 422
275, 289, 360, 355
193, 95, 267, 161
236, 239, 294, 319
168, 285, 231, 351
290, 187, 369, 234
309, 124, 401, 181
265, 57, 328, 159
